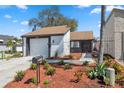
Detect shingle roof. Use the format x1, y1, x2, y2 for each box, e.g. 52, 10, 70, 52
70, 31, 93, 41
22, 25, 70, 37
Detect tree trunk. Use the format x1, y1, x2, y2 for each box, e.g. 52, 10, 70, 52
98, 5, 106, 64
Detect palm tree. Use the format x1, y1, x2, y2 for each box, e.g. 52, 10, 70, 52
98, 5, 106, 64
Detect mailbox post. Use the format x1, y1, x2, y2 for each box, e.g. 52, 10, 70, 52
32, 56, 43, 86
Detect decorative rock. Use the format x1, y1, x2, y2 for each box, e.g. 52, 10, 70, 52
105, 68, 115, 86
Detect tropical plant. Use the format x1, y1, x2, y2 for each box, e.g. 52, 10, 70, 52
88, 63, 106, 80
88, 69, 97, 79
45, 66, 56, 76
15, 71, 25, 81
30, 63, 37, 70
96, 63, 106, 79
43, 80, 49, 85
64, 64, 72, 70
28, 6, 78, 32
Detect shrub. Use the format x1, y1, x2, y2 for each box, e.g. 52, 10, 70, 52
31, 77, 38, 85
30, 63, 37, 70
58, 60, 65, 65
112, 63, 123, 74
45, 66, 56, 76
15, 71, 25, 81
64, 64, 72, 70
43, 80, 49, 85
104, 59, 111, 67
74, 70, 83, 82
104, 77, 110, 86
13, 52, 22, 57
83, 61, 89, 66
115, 74, 124, 86
42, 59, 48, 65
44, 63, 50, 69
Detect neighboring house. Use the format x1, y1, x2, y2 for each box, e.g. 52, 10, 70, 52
0, 35, 15, 51
22, 25, 94, 58
70, 32, 93, 53
0, 35, 23, 52
16, 43, 23, 52
104, 8, 124, 62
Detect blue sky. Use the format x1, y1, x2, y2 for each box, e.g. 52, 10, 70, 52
0, 5, 124, 38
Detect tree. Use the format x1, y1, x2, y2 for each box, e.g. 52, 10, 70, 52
7, 40, 14, 51
98, 5, 106, 64
29, 6, 78, 32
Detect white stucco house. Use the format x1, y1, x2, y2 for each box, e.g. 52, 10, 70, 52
22, 25, 70, 58
22, 25, 93, 58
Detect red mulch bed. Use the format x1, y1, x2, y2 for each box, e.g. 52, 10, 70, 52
47, 53, 82, 60
4, 64, 122, 88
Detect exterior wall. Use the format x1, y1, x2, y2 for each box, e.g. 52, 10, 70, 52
114, 17, 124, 60
104, 14, 115, 57
50, 35, 64, 57
0, 44, 10, 51
50, 30, 70, 57
23, 37, 26, 56
105, 11, 124, 60
63, 30, 70, 55
16, 46, 22, 52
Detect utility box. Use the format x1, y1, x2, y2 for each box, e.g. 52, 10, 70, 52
105, 68, 115, 86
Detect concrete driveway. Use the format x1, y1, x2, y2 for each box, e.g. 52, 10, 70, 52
0, 56, 32, 88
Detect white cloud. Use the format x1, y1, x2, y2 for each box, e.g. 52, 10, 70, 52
16, 5, 28, 10
90, 5, 124, 14
20, 29, 25, 32
4, 14, 12, 19
77, 5, 91, 8
13, 20, 18, 23
90, 7, 101, 14
20, 21, 28, 25
98, 21, 101, 28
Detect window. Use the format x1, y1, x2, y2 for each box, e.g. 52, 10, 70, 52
71, 41, 80, 48
0, 39, 4, 44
